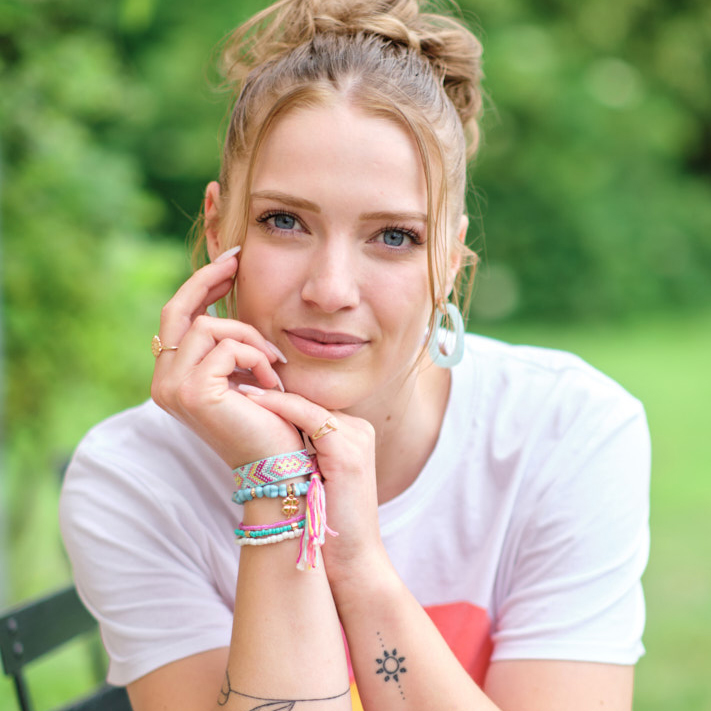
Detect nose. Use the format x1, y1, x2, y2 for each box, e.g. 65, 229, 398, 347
300, 238, 360, 313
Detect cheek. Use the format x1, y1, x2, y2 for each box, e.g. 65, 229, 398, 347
234, 245, 295, 323
371, 271, 431, 342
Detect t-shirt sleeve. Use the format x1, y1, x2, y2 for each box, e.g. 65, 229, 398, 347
59, 440, 234, 686
490, 389, 651, 665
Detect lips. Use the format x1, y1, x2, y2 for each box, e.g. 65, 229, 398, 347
285, 328, 368, 359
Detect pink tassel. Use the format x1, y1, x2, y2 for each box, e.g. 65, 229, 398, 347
296, 474, 338, 570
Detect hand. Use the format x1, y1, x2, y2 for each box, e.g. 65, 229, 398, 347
235, 387, 389, 582
150, 252, 304, 467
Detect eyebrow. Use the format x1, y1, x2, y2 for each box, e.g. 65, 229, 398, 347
251, 191, 321, 213
360, 210, 427, 225
251, 191, 427, 224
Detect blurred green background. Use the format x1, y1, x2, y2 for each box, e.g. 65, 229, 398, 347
1, 0, 710, 708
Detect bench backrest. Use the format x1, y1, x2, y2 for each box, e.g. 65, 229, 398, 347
0, 585, 131, 711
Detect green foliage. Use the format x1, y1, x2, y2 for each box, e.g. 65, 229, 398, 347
0, 0, 191, 578
464, 0, 711, 321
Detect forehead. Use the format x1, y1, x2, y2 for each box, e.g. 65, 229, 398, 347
247, 102, 428, 213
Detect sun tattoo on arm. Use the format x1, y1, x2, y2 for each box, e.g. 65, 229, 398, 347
217, 670, 350, 709
375, 631, 407, 700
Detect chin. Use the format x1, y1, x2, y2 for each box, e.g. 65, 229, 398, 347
282, 373, 366, 412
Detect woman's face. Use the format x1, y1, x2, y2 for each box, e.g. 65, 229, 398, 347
220, 102, 438, 411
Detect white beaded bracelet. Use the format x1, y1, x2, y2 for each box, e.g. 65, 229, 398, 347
235, 528, 302, 546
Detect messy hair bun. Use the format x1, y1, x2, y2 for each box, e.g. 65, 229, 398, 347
221, 0, 483, 155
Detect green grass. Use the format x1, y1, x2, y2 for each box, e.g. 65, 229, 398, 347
2, 310, 710, 710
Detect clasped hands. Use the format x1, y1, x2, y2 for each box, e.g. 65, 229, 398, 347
150, 252, 384, 578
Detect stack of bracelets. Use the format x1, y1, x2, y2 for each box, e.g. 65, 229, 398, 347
232, 449, 336, 570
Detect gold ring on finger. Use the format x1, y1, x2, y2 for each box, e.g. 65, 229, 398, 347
151, 334, 179, 358
311, 417, 338, 441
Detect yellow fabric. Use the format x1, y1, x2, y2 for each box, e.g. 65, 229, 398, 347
350, 681, 364, 710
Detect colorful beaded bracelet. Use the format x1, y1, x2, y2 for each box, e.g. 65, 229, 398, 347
235, 528, 304, 547
230, 450, 336, 569
235, 516, 306, 539
233, 449, 319, 489
232, 480, 311, 504
240, 514, 304, 532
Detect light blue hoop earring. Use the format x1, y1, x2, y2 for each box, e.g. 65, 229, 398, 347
427, 301, 465, 368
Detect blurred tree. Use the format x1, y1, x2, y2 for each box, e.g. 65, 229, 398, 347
466, 0, 711, 321
0, 0, 194, 593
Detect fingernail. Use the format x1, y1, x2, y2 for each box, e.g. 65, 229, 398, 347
215, 245, 241, 263
266, 340, 288, 363
274, 372, 285, 393
238, 384, 265, 395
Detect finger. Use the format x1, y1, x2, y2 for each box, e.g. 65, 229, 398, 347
159, 256, 240, 346
171, 315, 283, 371
193, 338, 284, 393
235, 388, 341, 451
201, 278, 237, 312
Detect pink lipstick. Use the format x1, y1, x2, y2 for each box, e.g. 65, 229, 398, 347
285, 328, 367, 359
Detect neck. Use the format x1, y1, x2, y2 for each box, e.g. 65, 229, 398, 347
343, 361, 451, 504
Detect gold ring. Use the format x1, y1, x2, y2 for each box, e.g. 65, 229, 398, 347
151, 334, 179, 358
311, 417, 338, 441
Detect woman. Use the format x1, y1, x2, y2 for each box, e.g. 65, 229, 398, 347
59, 1, 650, 710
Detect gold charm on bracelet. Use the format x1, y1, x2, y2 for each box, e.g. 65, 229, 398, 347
282, 485, 300, 517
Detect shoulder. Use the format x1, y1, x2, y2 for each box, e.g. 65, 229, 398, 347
449, 332, 650, 524
458, 332, 646, 432
462, 331, 636, 395
64, 400, 227, 492
59, 400, 231, 548
72, 399, 198, 464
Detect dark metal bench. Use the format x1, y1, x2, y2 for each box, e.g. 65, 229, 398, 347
0, 585, 131, 711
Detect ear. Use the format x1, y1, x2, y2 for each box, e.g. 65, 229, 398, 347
444, 214, 469, 298
205, 181, 222, 262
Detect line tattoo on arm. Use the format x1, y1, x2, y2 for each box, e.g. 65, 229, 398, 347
218, 670, 349, 710
375, 631, 407, 700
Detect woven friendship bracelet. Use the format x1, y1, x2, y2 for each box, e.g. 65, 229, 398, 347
233, 450, 319, 488
232, 480, 311, 504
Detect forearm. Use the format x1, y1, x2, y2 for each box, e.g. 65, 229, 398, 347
332, 558, 499, 711
218, 495, 351, 711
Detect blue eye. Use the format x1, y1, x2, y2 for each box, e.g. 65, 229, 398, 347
273, 213, 296, 230
377, 227, 423, 249
382, 229, 407, 247
257, 210, 303, 233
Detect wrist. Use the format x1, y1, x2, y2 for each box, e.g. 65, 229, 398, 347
231, 450, 332, 570
327, 544, 397, 611
226, 438, 305, 470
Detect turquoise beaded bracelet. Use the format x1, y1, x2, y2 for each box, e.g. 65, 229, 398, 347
232, 480, 311, 504
235, 528, 303, 547
234, 517, 306, 539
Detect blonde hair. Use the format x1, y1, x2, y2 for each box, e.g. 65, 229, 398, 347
197, 0, 484, 323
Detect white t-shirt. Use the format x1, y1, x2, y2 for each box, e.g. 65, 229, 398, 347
59, 333, 650, 687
